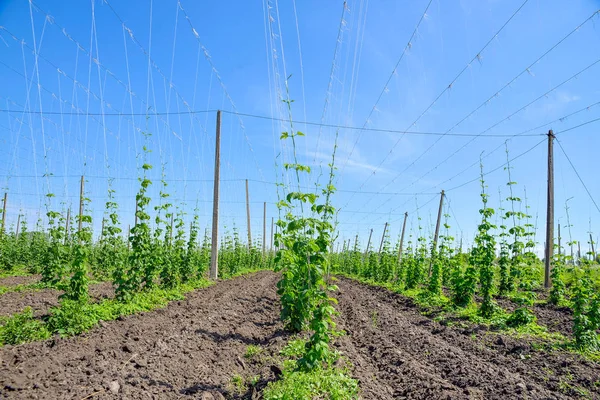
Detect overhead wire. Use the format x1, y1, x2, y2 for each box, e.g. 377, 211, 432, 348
346, 57, 600, 224
338, 0, 434, 175
555, 138, 600, 215
341, 0, 532, 207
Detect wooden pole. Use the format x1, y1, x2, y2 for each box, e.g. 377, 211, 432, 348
1, 192, 7, 237
78, 176, 84, 236
245, 179, 252, 249
398, 212, 408, 263
430, 190, 445, 275
590, 233, 596, 259
578, 241, 582, 265
432, 190, 445, 251
378, 222, 388, 254
262, 202, 266, 256
364, 228, 373, 260
65, 208, 71, 245
210, 110, 221, 280
544, 130, 554, 289
15, 214, 21, 237
270, 217, 274, 251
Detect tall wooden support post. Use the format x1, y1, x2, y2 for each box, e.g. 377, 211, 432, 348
210, 110, 222, 280
15, 214, 21, 237
363, 228, 373, 261
65, 208, 71, 245
578, 242, 582, 265
245, 179, 252, 249
544, 130, 555, 289
1, 192, 7, 237
78, 176, 84, 236
378, 222, 388, 254
262, 202, 266, 257
430, 190, 445, 275
433, 190, 445, 251
398, 212, 408, 263
270, 217, 274, 251
590, 233, 596, 260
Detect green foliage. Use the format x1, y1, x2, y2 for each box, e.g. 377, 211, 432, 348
181, 212, 200, 282
472, 165, 498, 318
264, 339, 359, 400
572, 269, 600, 351
274, 97, 339, 370
95, 187, 126, 281
244, 344, 262, 359
115, 147, 153, 300
62, 195, 92, 303
41, 209, 68, 286
47, 299, 98, 336
0, 307, 50, 345
263, 363, 359, 400
1, 278, 213, 347
451, 263, 477, 308
549, 253, 566, 306
506, 307, 537, 327
427, 248, 442, 296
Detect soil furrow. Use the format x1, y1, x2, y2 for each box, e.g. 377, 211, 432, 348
0, 271, 283, 399
335, 277, 599, 399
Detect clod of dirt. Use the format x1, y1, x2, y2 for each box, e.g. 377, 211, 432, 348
108, 380, 120, 394
199, 391, 225, 400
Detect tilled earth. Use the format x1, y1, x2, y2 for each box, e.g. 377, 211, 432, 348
0, 272, 598, 399
0, 275, 40, 288
0, 282, 115, 317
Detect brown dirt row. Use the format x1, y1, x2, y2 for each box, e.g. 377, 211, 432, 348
335, 276, 599, 399
1, 272, 598, 399
0, 282, 115, 317
0, 275, 40, 288
0, 271, 286, 399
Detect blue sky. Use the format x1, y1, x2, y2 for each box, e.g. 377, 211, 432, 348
0, 0, 599, 254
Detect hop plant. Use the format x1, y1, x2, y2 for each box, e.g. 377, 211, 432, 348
41, 207, 67, 287
472, 163, 498, 318
62, 189, 92, 303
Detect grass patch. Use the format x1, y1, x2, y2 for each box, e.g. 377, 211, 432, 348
262, 340, 359, 400
0, 265, 31, 279
244, 344, 263, 359
262, 364, 359, 400
0, 307, 51, 345
0, 282, 45, 296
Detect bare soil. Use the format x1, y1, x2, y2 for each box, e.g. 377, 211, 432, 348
335, 276, 599, 399
0, 272, 286, 399
0, 282, 115, 317
0, 275, 40, 288
1, 272, 598, 399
